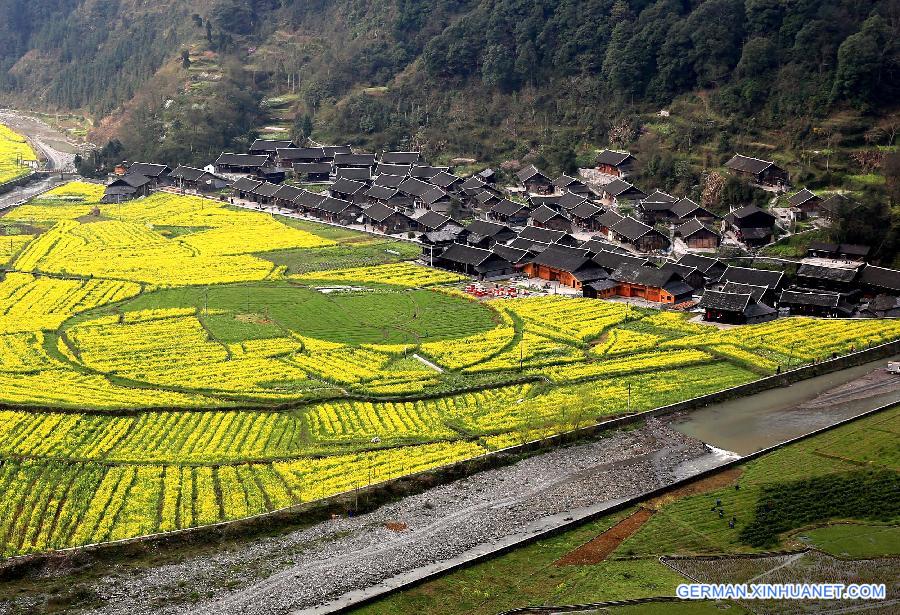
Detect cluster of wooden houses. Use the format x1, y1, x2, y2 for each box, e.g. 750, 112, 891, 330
100, 142, 900, 322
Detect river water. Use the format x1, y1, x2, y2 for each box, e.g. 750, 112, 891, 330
671, 356, 900, 455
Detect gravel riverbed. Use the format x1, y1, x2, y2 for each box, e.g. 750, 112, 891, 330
50, 419, 714, 615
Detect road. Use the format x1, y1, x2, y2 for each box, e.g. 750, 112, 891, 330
0, 108, 77, 172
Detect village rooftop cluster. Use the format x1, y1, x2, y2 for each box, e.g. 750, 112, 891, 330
103, 143, 900, 325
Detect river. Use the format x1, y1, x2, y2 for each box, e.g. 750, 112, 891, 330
671, 356, 900, 455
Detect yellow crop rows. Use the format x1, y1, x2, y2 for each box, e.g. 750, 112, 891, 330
0, 123, 36, 184
1, 182, 899, 559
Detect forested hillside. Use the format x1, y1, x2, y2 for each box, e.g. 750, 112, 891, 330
0, 0, 898, 259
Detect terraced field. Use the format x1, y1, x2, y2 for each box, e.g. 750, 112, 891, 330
0, 123, 36, 184
1, 181, 899, 558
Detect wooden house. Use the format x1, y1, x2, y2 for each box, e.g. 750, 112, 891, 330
278, 147, 325, 167
639, 190, 678, 224
169, 166, 229, 192
724, 205, 776, 247
335, 167, 372, 182
232, 177, 263, 199
516, 165, 553, 194
599, 179, 647, 208
670, 198, 719, 224
719, 266, 784, 302
428, 171, 464, 193
490, 199, 531, 226
676, 254, 726, 282
515, 225, 580, 248
293, 190, 325, 214
595, 150, 636, 178
333, 153, 377, 170
435, 243, 514, 280
699, 290, 777, 324
411, 166, 448, 180
608, 264, 694, 304
314, 196, 368, 225
596, 210, 624, 237
610, 216, 670, 252
674, 218, 720, 249
376, 163, 412, 177
126, 162, 171, 187
254, 167, 285, 184
660, 262, 705, 292
272, 184, 303, 208
795, 262, 859, 293
725, 154, 788, 188
364, 184, 402, 206
102, 174, 152, 203
778, 290, 849, 317
215, 153, 269, 174
380, 151, 421, 165
787, 188, 822, 217
819, 194, 857, 222
465, 220, 516, 249
415, 211, 457, 232
570, 202, 605, 232
330, 178, 369, 203
523, 245, 608, 289
859, 265, 900, 297
553, 175, 590, 195
294, 162, 332, 182
806, 241, 870, 262
374, 174, 406, 189
529, 205, 572, 232
556, 191, 588, 211
362, 203, 419, 234
473, 189, 502, 210
249, 139, 295, 160
322, 145, 353, 157
249, 181, 281, 205
420, 186, 452, 213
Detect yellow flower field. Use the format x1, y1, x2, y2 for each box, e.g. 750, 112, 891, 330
0, 123, 36, 184
1, 181, 899, 559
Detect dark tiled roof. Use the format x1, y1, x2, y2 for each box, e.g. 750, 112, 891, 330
721, 265, 784, 288
294, 190, 325, 209
581, 238, 626, 254
334, 153, 376, 166
721, 281, 768, 302
251, 182, 281, 197
508, 237, 549, 252
779, 290, 841, 308
675, 218, 719, 239
363, 202, 405, 223
530, 204, 570, 224
416, 211, 451, 230
492, 244, 531, 264
250, 139, 294, 152
376, 163, 411, 177
232, 177, 263, 191
725, 154, 774, 175
676, 254, 724, 275
553, 175, 586, 190
516, 164, 549, 183
169, 166, 209, 181
593, 250, 650, 272
740, 227, 773, 240
280, 147, 325, 160
787, 188, 819, 207
571, 202, 603, 220
467, 220, 512, 238
460, 176, 486, 192
597, 210, 624, 228
322, 145, 353, 157
127, 162, 170, 177
610, 216, 654, 241
860, 265, 900, 292
474, 190, 500, 204
699, 290, 752, 312
420, 186, 450, 205
335, 167, 371, 181
399, 177, 436, 197
726, 204, 775, 223
670, 198, 703, 219
365, 185, 399, 201
330, 178, 367, 196
644, 190, 677, 203
518, 226, 566, 244
411, 165, 447, 179
380, 151, 421, 165
491, 199, 529, 216
429, 171, 463, 189
374, 174, 406, 188
317, 196, 354, 214
215, 153, 268, 167
531, 245, 592, 272
528, 194, 561, 208
440, 242, 494, 266
557, 191, 588, 210
796, 263, 857, 283
293, 162, 332, 174
273, 184, 303, 201
596, 150, 634, 166
113, 174, 151, 188
611, 263, 679, 288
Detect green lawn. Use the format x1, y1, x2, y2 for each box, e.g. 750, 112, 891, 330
261, 240, 420, 275
75, 281, 498, 345
798, 523, 900, 558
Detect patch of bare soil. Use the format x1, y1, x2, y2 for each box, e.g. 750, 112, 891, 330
235, 313, 274, 326
556, 508, 654, 566
384, 522, 408, 532
799, 369, 900, 410
646, 467, 743, 511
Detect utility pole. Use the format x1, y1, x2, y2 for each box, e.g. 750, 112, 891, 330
627, 382, 632, 413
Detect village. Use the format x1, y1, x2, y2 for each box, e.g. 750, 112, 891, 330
101, 143, 900, 326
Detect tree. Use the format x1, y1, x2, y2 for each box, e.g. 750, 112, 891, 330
481, 44, 515, 90
515, 40, 538, 86
181, 49, 190, 69
831, 16, 890, 109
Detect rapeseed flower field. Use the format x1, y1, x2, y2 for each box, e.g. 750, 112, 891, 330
1, 182, 898, 558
